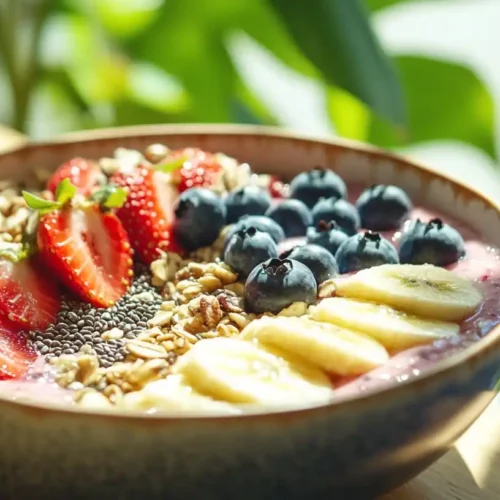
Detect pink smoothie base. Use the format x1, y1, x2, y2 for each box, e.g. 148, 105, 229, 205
0, 201, 499, 410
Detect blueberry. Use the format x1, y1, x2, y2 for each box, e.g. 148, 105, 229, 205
265, 199, 312, 238
223, 215, 285, 256
399, 218, 465, 266
173, 188, 226, 251
306, 220, 349, 256
223, 227, 278, 278
244, 258, 317, 314
311, 197, 360, 235
335, 231, 399, 273
356, 184, 412, 231
289, 166, 346, 208
280, 244, 338, 285
224, 186, 272, 224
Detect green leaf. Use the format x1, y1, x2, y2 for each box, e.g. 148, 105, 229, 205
268, 0, 407, 125
368, 56, 496, 159
126, 0, 237, 122
90, 184, 128, 209
327, 86, 370, 141
103, 186, 127, 209
22, 191, 61, 214
365, 0, 407, 11
104, 188, 127, 209
55, 178, 78, 204
365, 0, 447, 13
91, 0, 162, 39
233, 1, 317, 78
126, 62, 189, 115
155, 156, 189, 174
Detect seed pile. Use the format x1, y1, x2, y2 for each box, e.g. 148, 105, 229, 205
29, 264, 163, 367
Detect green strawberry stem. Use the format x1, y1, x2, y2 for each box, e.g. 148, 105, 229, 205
154, 155, 188, 173
22, 178, 78, 214
90, 183, 128, 210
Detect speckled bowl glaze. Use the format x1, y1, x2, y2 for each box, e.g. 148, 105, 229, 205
1, 125, 500, 500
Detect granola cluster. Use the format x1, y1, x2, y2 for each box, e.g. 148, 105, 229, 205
52, 249, 259, 406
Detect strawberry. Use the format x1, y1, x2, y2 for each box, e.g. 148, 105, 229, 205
0, 252, 61, 330
47, 158, 102, 196
0, 316, 37, 380
269, 175, 289, 199
168, 148, 223, 193
24, 179, 133, 308
111, 164, 182, 264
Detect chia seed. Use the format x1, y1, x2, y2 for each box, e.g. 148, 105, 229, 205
29, 264, 163, 367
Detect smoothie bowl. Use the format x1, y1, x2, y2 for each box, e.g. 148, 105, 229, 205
0, 125, 499, 499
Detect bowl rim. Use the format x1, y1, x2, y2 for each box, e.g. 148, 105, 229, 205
1, 123, 500, 421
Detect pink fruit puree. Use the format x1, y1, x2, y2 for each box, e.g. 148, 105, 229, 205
1, 203, 499, 409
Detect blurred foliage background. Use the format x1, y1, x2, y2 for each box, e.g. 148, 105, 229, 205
0, 0, 496, 164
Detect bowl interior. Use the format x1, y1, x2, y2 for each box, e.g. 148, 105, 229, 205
1, 124, 500, 416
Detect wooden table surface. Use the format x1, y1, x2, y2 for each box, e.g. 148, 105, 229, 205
1, 125, 499, 499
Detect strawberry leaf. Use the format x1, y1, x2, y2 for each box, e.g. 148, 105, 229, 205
90, 184, 128, 209
55, 178, 78, 204
22, 192, 62, 215
104, 186, 128, 208
155, 155, 188, 173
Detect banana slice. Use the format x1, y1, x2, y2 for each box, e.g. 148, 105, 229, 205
118, 374, 241, 415
311, 297, 460, 351
173, 337, 334, 406
240, 316, 389, 375
334, 264, 482, 322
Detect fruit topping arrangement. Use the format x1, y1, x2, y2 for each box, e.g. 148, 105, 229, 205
0, 143, 490, 415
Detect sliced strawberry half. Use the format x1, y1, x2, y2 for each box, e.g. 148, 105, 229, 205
47, 158, 102, 196
0, 253, 61, 330
37, 205, 133, 308
111, 164, 182, 264
24, 179, 133, 308
168, 148, 224, 193
0, 316, 37, 380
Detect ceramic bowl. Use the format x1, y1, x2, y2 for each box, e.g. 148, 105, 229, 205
1, 124, 500, 500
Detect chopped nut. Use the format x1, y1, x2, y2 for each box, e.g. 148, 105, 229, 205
75, 355, 100, 385
216, 323, 240, 337
198, 274, 223, 292
130, 291, 156, 302
147, 310, 172, 327
200, 295, 223, 328
0, 195, 12, 214
212, 265, 237, 285
99, 157, 121, 176
227, 312, 250, 329
5, 207, 30, 231
182, 283, 204, 298
162, 340, 175, 352
144, 143, 170, 163
278, 302, 309, 317
160, 300, 176, 311
126, 339, 170, 359
215, 289, 242, 309
224, 282, 245, 296
128, 358, 168, 387
171, 325, 198, 343
101, 328, 124, 341
151, 259, 168, 286
137, 327, 162, 340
